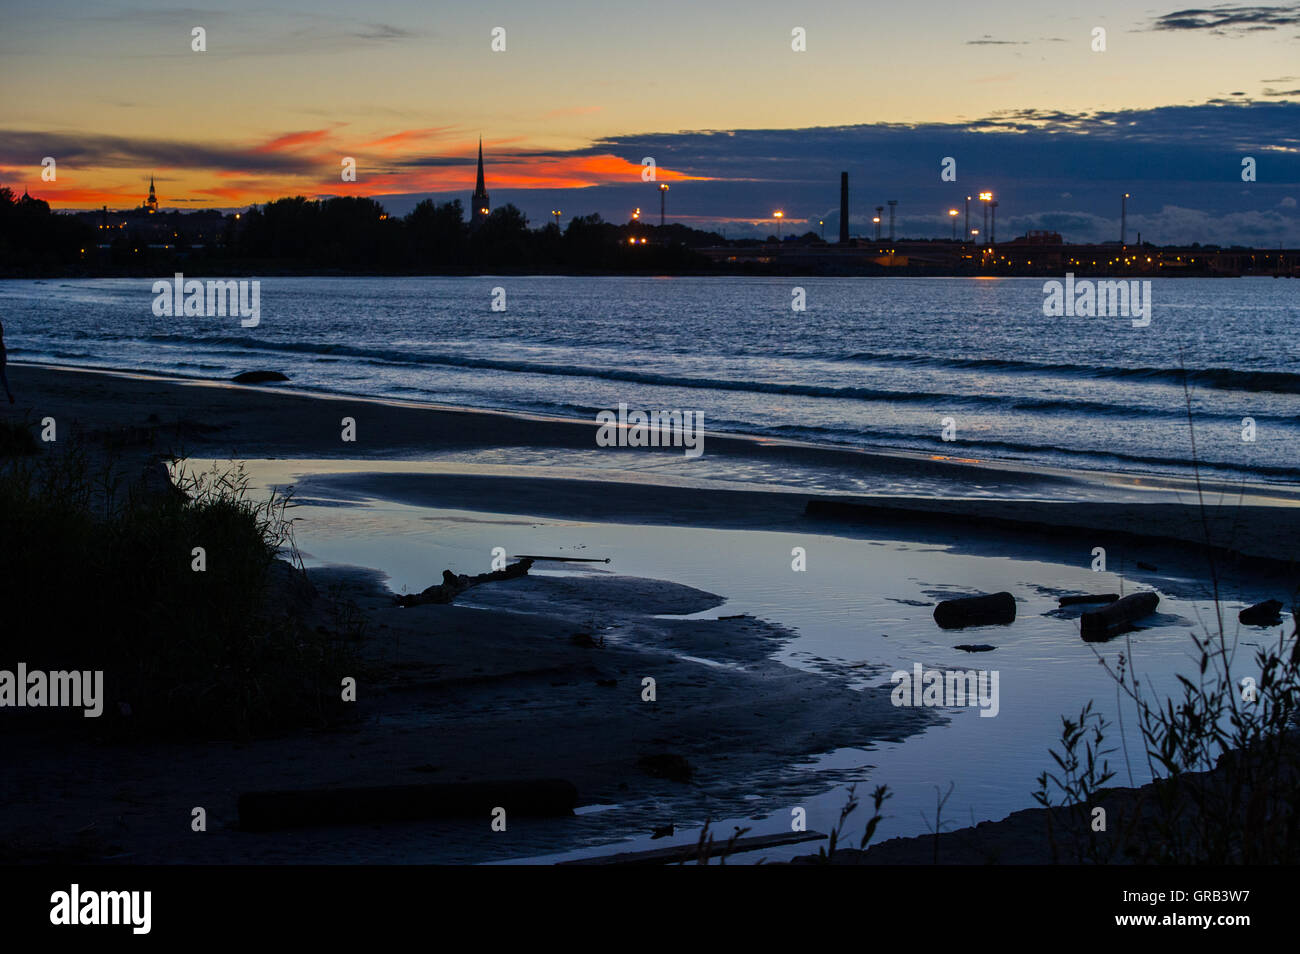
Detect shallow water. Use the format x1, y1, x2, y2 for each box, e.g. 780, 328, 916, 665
225, 459, 1292, 864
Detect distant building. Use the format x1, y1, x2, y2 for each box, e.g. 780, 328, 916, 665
143, 176, 159, 214
471, 138, 490, 225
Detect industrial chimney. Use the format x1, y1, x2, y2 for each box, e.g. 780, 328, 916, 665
839, 173, 849, 244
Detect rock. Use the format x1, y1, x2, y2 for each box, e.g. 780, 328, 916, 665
954, 644, 996, 653
1239, 599, 1284, 627
1136, 561, 1158, 571
232, 370, 289, 384
933, 592, 1017, 630
651, 824, 675, 840
231, 370, 289, 384
1080, 591, 1160, 642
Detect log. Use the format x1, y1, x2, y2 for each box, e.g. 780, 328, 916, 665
1080, 592, 1159, 642
238, 778, 577, 832
514, 555, 610, 563
1058, 593, 1120, 607
394, 558, 532, 607
933, 592, 1016, 629
557, 830, 828, 865
1239, 599, 1283, 627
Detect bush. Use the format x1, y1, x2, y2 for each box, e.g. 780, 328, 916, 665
0, 444, 355, 738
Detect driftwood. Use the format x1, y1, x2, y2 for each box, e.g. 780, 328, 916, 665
557, 830, 828, 865
514, 555, 610, 563
1080, 592, 1160, 642
394, 558, 533, 607
238, 778, 577, 831
1239, 599, 1283, 626
933, 592, 1016, 630
1058, 593, 1120, 607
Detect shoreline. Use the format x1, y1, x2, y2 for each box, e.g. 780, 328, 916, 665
8, 362, 1300, 567
4, 362, 1298, 864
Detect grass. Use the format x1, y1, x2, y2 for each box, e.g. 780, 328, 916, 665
0, 428, 356, 739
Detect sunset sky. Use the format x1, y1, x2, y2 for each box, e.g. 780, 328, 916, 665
3, 0, 1299, 242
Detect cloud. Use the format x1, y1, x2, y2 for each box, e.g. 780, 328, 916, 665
966, 34, 1026, 45
1150, 4, 1300, 35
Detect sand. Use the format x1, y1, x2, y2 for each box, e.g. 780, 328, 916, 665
2, 363, 1297, 864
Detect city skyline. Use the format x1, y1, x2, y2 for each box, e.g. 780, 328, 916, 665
2, 1, 1299, 243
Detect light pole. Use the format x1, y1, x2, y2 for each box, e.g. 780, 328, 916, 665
979, 192, 992, 245
551, 209, 562, 228
659, 184, 668, 226
949, 208, 959, 241
774, 210, 784, 240
819, 219, 825, 240
872, 214, 881, 241
887, 200, 897, 242
990, 200, 998, 246
965, 196, 971, 243
1121, 192, 1129, 246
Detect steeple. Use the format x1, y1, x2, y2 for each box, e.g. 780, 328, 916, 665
145, 175, 158, 213
471, 137, 490, 225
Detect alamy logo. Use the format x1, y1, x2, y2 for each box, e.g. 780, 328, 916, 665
595, 402, 704, 458
50, 884, 151, 934
1042, 273, 1151, 327
152, 272, 260, 327
890, 663, 1000, 718
0, 663, 103, 717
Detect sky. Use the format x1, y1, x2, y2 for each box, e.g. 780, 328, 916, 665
2, 0, 1299, 243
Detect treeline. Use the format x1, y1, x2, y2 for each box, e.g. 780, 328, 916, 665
0, 188, 92, 269
0, 188, 728, 275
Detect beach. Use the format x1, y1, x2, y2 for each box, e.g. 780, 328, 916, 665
2, 362, 1296, 864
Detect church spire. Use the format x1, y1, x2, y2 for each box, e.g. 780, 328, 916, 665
471, 137, 490, 225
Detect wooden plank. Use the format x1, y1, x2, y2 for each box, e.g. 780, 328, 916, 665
557, 830, 828, 865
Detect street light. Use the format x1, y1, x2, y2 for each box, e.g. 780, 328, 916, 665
979, 191, 993, 245
632, 208, 640, 221
551, 209, 562, 228
819, 219, 824, 240
965, 196, 971, 243
773, 210, 784, 240
659, 184, 669, 226
872, 214, 881, 241
948, 208, 959, 241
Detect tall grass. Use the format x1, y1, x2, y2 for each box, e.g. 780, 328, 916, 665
0, 428, 355, 738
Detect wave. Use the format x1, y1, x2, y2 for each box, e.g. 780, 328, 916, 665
136, 334, 1289, 420
834, 351, 1300, 395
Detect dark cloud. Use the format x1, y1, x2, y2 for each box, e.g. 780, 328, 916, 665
0, 130, 318, 174
966, 35, 1026, 45
1150, 4, 1300, 34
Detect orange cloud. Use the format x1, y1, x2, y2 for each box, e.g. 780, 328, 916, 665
358, 127, 459, 152
254, 129, 333, 153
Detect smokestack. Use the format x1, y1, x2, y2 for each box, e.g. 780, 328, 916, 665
839, 172, 849, 244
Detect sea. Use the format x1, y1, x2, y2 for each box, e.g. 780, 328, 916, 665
3, 274, 1297, 487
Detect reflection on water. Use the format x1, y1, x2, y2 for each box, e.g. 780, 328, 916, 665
214, 458, 1288, 864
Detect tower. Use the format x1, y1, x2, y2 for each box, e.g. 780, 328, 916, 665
838, 172, 849, 244
145, 175, 159, 213
471, 138, 490, 225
